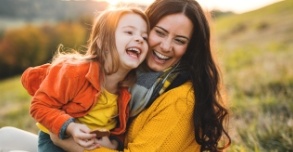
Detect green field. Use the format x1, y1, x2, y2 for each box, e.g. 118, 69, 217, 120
0, 1, 293, 151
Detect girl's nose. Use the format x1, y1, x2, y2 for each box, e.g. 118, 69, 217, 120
134, 35, 144, 44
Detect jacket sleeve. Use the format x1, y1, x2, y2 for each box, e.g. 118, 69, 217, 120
21, 63, 51, 96
29, 63, 80, 137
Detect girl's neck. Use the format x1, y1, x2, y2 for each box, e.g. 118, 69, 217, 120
104, 70, 129, 94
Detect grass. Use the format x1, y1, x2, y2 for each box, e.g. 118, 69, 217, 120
0, 76, 38, 133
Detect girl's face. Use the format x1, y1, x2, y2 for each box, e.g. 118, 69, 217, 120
115, 13, 149, 71
146, 13, 193, 72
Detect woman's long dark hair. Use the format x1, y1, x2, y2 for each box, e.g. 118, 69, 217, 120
145, 0, 231, 151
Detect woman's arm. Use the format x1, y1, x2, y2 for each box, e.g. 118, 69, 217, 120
50, 132, 84, 152
50, 131, 104, 152
50, 133, 118, 152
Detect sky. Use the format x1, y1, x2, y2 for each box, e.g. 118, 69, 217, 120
108, 0, 282, 14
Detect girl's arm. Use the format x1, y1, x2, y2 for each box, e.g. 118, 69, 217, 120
29, 63, 83, 138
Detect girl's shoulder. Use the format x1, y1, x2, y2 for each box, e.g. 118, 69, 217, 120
50, 60, 99, 78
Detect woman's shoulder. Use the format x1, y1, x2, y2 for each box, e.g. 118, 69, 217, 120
159, 81, 194, 105
147, 81, 194, 116
166, 81, 193, 96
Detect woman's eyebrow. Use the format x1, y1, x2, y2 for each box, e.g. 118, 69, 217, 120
155, 26, 190, 40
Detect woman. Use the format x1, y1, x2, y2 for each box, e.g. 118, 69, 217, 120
0, 0, 231, 151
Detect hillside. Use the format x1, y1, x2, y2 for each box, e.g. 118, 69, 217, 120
214, 0, 293, 94
215, 0, 293, 50
213, 0, 293, 151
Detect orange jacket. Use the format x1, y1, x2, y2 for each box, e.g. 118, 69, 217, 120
21, 61, 131, 138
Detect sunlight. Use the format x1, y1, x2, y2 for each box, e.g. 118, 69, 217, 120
102, 0, 152, 8
107, 0, 120, 6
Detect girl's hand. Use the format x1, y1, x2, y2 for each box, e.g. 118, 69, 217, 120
96, 136, 118, 150
66, 122, 98, 149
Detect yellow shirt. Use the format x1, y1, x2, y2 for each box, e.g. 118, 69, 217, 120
78, 89, 118, 130
38, 89, 118, 133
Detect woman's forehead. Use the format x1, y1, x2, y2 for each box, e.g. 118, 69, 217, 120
155, 13, 193, 38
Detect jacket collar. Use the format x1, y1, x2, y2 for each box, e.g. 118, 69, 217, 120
85, 61, 102, 91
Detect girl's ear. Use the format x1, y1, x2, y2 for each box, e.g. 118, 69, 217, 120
96, 39, 101, 49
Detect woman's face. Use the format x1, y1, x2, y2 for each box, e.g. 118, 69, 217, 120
146, 13, 193, 72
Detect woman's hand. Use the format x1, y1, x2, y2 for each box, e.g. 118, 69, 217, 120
50, 132, 85, 152
50, 131, 99, 151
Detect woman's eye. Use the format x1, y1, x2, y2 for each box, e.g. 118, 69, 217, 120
155, 29, 165, 37
175, 39, 186, 45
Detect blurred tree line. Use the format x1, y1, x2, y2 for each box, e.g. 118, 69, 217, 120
0, 0, 108, 21
0, 0, 110, 80
0, 17, 92, 79
0, 0, 150, 80
0, 0, 229, 80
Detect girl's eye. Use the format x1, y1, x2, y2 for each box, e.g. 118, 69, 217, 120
125, 31, 133, 35
142, 36, 148, 41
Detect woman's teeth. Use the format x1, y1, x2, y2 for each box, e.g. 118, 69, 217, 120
154, 51, 170, 60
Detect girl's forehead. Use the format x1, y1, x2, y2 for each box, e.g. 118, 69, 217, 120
117, 13, 147, 30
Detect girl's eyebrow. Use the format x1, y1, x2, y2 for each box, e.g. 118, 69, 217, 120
154, 26, 190, 40
122, 25, 135, 29
122, 25, 148, 34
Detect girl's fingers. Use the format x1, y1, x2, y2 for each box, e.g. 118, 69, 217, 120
78, 130, 96, 140
78, 138, 99, 148
85, 143, 100, 150
79, 139, 92, 146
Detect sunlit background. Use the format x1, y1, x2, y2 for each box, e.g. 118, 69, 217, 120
101, 0, 280, 13
0, 0, 292, 151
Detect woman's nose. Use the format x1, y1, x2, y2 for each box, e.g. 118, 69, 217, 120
160, 38, 172, 52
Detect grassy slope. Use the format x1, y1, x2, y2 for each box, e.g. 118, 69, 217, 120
213, 0, 293, 151
0, 76, 37, 133
0, 0, 292, 151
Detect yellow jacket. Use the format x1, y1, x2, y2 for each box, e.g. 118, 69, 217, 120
91, 81, 201, 152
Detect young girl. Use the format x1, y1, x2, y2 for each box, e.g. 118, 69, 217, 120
21, 7, 149, 151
